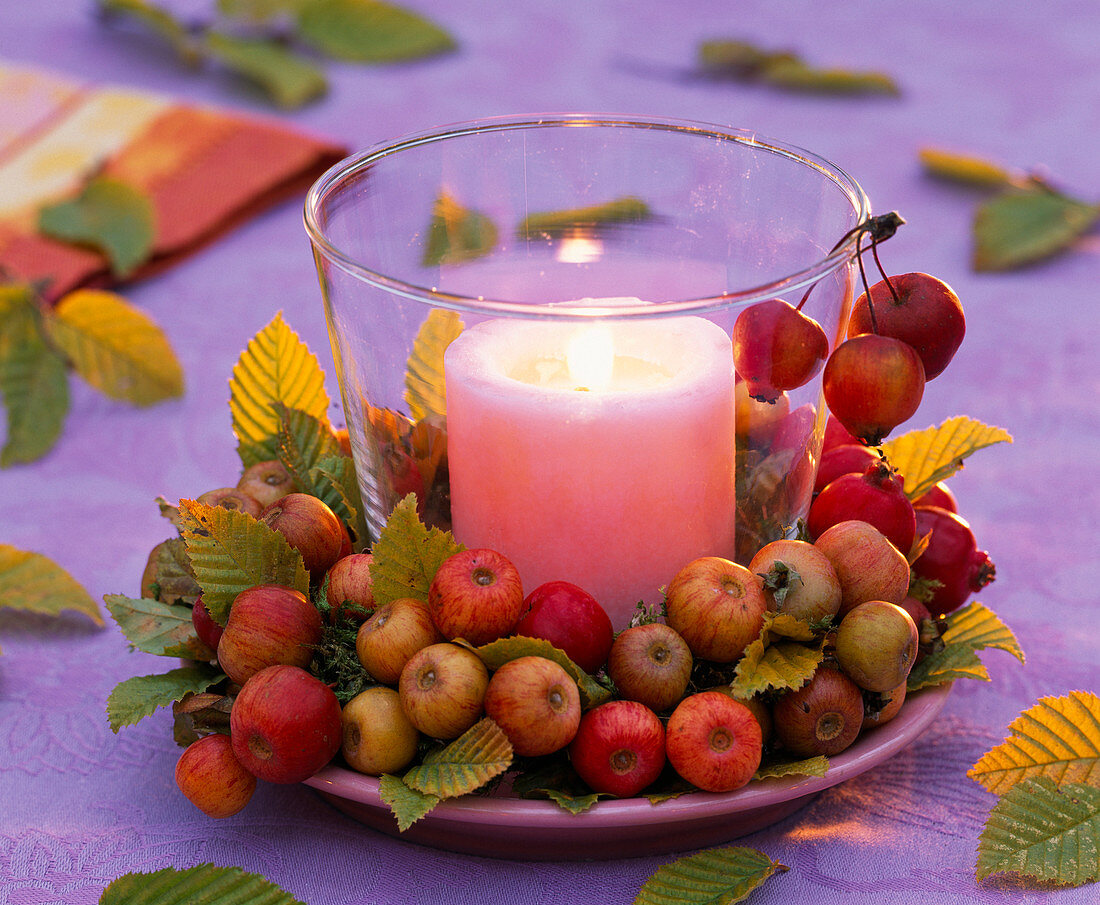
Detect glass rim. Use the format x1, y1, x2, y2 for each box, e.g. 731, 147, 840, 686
303, 113, 872, 319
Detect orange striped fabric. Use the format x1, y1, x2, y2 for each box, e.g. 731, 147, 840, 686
0, 62, 346, 300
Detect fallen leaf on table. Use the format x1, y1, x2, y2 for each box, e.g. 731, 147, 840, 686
698, 39, 899, 95
100, 863, 306, 904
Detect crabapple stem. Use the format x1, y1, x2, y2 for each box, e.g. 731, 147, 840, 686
854, 236, 879, 334
869, 242, 901, 305
796, 282, 814, 311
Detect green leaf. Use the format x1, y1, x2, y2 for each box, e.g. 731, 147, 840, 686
271, 403, 344, 492
379, 773, 440, 831
698, 39, 898, 96
635, 846, 788, 905
217, 0, 307, 23
919, 148, 1017, 189
973, 187, 1100, 271
107, 664, 223, 732
969, 692, 1100, 795
44, 289, 184, 406
509, 760, 607, 812
906, 643, 987, 690
754, 755, 829, 781
368, 494, 464, 607
97, 0, 198, 61
230, 312, 330, 468
203, 30, 329, 109
0, 544, 104, 628
474, 635, 613, 709
976, 777, 1100, 886
100, 863, 306, 905
404, 308, 463, 421
38, 177, 155, 278
421, 193, 497, 266
881, 415, 1013, 501
761, 59, 899, 95
907, 602, 1024, 692
295, 0, 456, 63
699, 39, 794, 76
177, 498, 309, 624
542, 788, 604, 814
309, 453, 369, 550
518, 196, 651, 237
0, 289, 69, 466
402, 718, 513, 798
104, 594, 212, 660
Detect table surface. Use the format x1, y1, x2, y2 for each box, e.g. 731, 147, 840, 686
2, 2, 1098, 903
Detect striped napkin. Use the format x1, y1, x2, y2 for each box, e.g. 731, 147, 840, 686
0, 62, 346, 300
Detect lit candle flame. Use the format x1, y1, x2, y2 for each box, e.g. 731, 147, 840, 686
566, 324, 614, 391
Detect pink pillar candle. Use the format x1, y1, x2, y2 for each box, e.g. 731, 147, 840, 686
444, 312, 737, 629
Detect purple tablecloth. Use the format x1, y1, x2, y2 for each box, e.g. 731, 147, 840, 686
2, 2, 1098, 903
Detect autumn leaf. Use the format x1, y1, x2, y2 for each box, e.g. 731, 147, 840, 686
0, 545, 104, 638
38, 177, 156, 277
379, 773, 439, 831
881, 415, 1013, 500
104, 594, 212, 660
969, 691, 1100, 795
474, 635, 612, 709
203, 30, 328, 108
100, 863, 306, 904
976, 776, 1100, 886
401, 718, 513, 798
230, 312, 329, 467
421, 193, 497, 266
761, 59, 898, 95
635, 846, 788, 905
518, 197, 651, 237
295, 0, 456, 63
919, 147, 1017, 189
698, 38, 898, 95
906, 602, 1024, 692
107, 664, 223, 732
367, 495, 464, 606
973, 187, 1100, 271
270, 403, 344, 492
731, 612, 823, 698
45, 289, 184, 406
754, 755, 829, 781
0, 288, 69, 466
98, 0, 199, 61
404, 307, 463, 421
177, 499, 309, 624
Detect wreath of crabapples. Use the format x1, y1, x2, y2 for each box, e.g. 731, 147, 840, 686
166, 212, 994, 820
170, 494, 992, 818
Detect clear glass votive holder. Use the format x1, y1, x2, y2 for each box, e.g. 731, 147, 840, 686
304, 114, 870, 629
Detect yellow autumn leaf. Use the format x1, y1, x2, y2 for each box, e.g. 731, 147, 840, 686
0, 544, 104, 632
404, 308, 463, 422
968, 691, 1100, 796
881, 415, 1013, 500
401, 718, 513, 798
906, 602, 1024, 692
229, 312, 329, 467
919, 148, 1017, 188
45, 289, 184, 406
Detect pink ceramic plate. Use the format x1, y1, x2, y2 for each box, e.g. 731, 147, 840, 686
304, 682, 951, 861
